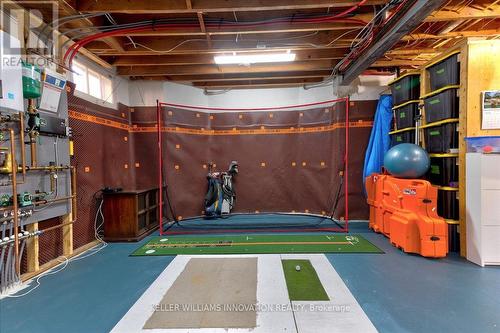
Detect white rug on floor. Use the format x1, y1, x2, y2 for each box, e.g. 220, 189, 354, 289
110, 254, 377, 333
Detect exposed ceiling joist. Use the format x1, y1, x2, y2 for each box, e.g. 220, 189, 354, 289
94, 46, 442, 58
75, 0, 386, 14
425, 3, 500, 21
89, 44, 352, 56
111, 49, 347, 66
163, 71, 334, 82
108, 21, 367, 37
118, 59, 422, 77
196, 12, 212, 47
89, 25, 500, 58
341, 0, 447, 85
386, 48, 441, 55
373, 59, 427, 67
15, 0, 500, 88
118, 60, 338, 76
193, 77, 324, 88
57, 0, 125, 52
401, 29, 500, 40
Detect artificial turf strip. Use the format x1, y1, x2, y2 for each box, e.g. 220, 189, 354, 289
131, 234, 383, 256
282, 259, 329, 301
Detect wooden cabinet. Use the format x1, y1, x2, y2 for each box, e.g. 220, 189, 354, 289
103, 188, 162, 242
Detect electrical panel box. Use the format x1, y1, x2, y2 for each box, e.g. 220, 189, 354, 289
39, 113, 67, 137
0, 31, 23, 112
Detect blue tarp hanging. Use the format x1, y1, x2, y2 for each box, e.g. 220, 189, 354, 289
363, 94, 393, 189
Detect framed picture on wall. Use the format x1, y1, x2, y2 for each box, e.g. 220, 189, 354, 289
482, 90, 500, 130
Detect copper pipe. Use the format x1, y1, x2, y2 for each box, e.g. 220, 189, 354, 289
18, 112, 26, 182
25, 165, 70, 171
70, 166, 77, 222
49, 173, 56, 193
40, 221, 73, 233
7, 129, 20, 277
27, 99, 37, 167
0, 195, 74, 211
29, 140, 37, 167
33, 195, 75, 206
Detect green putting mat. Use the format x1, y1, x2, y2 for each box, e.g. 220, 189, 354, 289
282, 259, 329, 301
131, 234, 383, 256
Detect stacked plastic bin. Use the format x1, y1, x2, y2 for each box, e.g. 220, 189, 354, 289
388, 73, 420, 147
365, 174, 448, 258
421, 52, 461, 252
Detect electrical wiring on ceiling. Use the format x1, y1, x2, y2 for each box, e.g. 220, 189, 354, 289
61, 1, 373, 66
59, 13, 365, 57
303, 0, 409, 90
105, 13, 137, 48
119, 30, 355, 56
337, 0, 409, 72
37, 13, 108, 57
38, 0, 407, 89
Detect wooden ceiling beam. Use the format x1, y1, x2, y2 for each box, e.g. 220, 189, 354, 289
109, 21, 367, 37
93, 46, 442, 58
88, 27, 500, 59
166, 71, 334, 82
205, 83, 322, 89
87, 43, 350, 57
111, 49, 346, 66
386, 48, 441, 55
1, 0, 113, 68
56, 0, 124, 52
117, 60, 337, 76
90, 44, 352, 56
75, 0, 386, 14
196, 12, 212, 48
425, 4, 500, 22
193, 77, 324, 88
89, 30, 355, 56
371, 59, 428, 67
402, 28, 500, 41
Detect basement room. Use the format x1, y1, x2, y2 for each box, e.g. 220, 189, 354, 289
0, 1, 499, 332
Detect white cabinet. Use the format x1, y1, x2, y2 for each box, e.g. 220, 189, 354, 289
466, 153, 500, 266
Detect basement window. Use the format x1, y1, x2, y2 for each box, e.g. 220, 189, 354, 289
72, 61, 114, 104
72, 62, 88, 94
88, 69, 101, 99
102, 76, 113, 104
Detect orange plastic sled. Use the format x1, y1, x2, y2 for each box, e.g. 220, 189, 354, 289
365, 174, 448, 258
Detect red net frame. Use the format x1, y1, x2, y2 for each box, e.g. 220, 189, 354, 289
156, 96, 350, 235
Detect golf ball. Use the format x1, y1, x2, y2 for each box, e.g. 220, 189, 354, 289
295, 265, 301, 271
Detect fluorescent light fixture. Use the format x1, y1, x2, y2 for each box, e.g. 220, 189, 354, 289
214, 51, 296, 65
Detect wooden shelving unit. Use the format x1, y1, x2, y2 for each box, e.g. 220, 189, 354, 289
414, 38, 500, 256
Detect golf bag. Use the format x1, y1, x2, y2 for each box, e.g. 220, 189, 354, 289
204, 161, 238, 217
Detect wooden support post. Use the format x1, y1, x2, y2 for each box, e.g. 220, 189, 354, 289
459, 39, 500, 257
26, 222, 39, 272
62, 214, 73, 256
458, 43, 468, 258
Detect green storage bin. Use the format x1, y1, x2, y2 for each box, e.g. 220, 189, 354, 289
390, 129, 415, 147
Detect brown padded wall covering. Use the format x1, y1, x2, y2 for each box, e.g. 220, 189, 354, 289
34, 94, 376, 270
67, 83, 135, 249
132, 100, 376, 221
